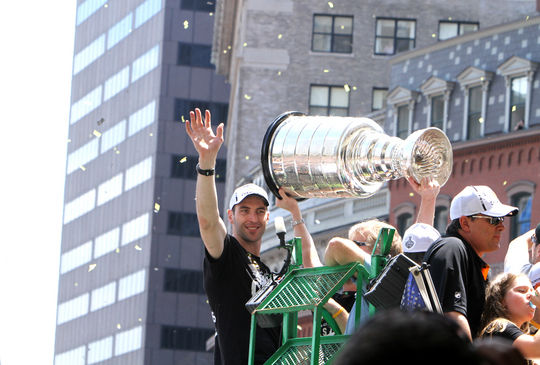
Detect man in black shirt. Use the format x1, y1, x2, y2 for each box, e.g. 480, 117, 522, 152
186, 108, 280, 364
425, 185, 518, 340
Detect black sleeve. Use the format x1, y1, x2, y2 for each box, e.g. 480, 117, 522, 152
492, 323, 524, 342
425, 238, 468, 316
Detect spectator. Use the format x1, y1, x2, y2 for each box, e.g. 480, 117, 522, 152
423, 185, 518, 340
185, 108, 280, 364
479, 272, 540, 362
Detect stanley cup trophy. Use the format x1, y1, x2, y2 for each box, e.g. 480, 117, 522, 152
261, 111, 452, 200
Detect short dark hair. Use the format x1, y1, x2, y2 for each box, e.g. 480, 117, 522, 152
333, 309, 480, 365
446, 218, 462, 236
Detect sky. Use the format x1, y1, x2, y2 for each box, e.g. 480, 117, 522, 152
0, 2, 76, 364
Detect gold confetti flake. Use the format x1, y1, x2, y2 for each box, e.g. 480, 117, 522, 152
409, 192, 414, 197
223, 49, 228, 54
180, 115, 185, 123
117, 324, 122, 329
352, 86, 357, 91
80, 165, 86, 171
277, 71, 282, 76
183, 20, 189, 29
104, 3, 108, 8
209, 12, 214, 16
244, 94, 252, 100
297, 325, 303, 330
431, 33, 436, 38
154, 267, 159, 271
328, 1, 334, 8
216, 174, 220, 179
478, 117, 484, 124
315, 219, 321, 224
115, 149, 120, 154
88, 264, 97, 272
179, 156, 187, 163
138, 318, 143, 322
74, 282, 78, 287
245, 155, 250, 160
344, 84, 350, 92
227, 45, 232, 50
323, 69, 329, 73
154, 203, 161, 213
116, 248, 120, 253
67, 138, 72, 143
135, 244, 142, 251
243, 42, 247, 47
503, 180, 508, 186
149, 132, 153, 137
278, 34, 283, 39
512, 105, 517, 112
93, 130, 102, 138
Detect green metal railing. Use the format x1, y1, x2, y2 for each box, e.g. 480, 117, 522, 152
248, 228, 395, 365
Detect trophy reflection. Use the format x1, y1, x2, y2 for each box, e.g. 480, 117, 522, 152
261, 111, 452, 199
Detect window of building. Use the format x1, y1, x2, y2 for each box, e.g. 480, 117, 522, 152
174, 99, 229, 125
97, 173, 123, 206
420, 76, 454, 132
396, 105, 409, 139
131, 44, 160, 82
171, 155, 226, 182
67, 139, 99, 174
438, 21, 478, 40
104, 66, 130, 101
135, 0, 162, 28
73, 34, 106, 75
434, 206, 448, 234
430, 95, 444, 130
386, 86, 417, 138
457, 66, 493, 141
128, 100, 156, 136
115, 326, 143, 356
64, 189, 96, 224
70, 85, 103, 125
124, 156, 153, 192
164, 269, 205, 294
108, 13, 133, 50
100, 120, 127, 154
90, 282, 116, 312
60, 241, 92, 274
181, 0, 215, 12
122, 213, 150, 246
375, 18, 415, 55
57, 293, 89, 325
467, 85, 482, 140
497, 56, 537, 132
510, 76, 527, 131
396, 212, 413, 237
88, 336, 113, 364
309, 85, 349, 116
55, 346, 86, 365
118, 269, 146, 301
312, 15, 353, 53
76, 0, 107, 25
94, 227, 120, 259
372, 88, 388, 111
161, 326, 215, 351
510, 192, 532, 239
168, 212, 200, 236
178, 43, 214, 68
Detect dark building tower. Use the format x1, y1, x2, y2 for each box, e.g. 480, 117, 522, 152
54, 1, 228, 364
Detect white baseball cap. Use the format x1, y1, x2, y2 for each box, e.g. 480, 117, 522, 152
229, 183, 269, 210
529, 263, 540, 289
449, 185, 518, 220
402, 223, 441, 253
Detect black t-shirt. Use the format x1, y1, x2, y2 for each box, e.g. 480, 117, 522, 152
423, 233, 489, 338
490, 322, 524, 342
203, 234, 281, 365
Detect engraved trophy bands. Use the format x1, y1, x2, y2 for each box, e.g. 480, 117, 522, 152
261, 111, 453, 199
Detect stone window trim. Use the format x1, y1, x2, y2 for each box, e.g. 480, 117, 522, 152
420, 76, 455, 132
456, 66, 493, 141
505, 180, 535, 200
393, 201, 416, 221
386, 86, 418, 137
497, 56, 538, 131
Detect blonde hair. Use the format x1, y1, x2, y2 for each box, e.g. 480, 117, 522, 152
348, 219, 403, 257
479, 272, 530, 337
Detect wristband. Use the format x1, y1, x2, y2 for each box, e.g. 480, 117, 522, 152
291, 218, 304, 227
196, 163, 215, 176
332, 307, 345, 319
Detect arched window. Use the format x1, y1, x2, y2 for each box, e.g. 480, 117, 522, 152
510, 192, 532, 240
397, 212, 413, 237
434, 206, 449, 234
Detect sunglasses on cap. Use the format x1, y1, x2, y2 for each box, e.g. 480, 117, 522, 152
353, 240, 367, 247
469, 215, 504, 226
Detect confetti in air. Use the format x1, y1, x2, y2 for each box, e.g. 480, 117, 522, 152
277, 71, 282, 76
179, 156, 187, 163
278, 34, 283, 39
245, 155, 250, 160
135, 245, 142, 251
409, 192, 414, 197
503, 180, 508, 186
138, 318, 143, 322
243, 42, 247, 47
315, 219, 321, 224
74, 282, 78, 287
328, 1, 334, 8
244, 94, 252, 100
478, 117, 484, 124
67, 138, 72, 143
116, 248, 120, 253
181, 115, 185, 123
93, 130, 102, 138
344, 84, 350, 92
352, 86, 357, 91
80, 165, 86, 171
209, 12, 213, 16
323, 69, 329, 73
154, 203, 161, 213
183, 20, 189, 29
154, 267, 159, 271
117, 324, 122, 329
431, 33, 436, 38
88, 264, 97, 272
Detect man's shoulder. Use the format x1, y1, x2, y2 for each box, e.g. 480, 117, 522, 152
425, 236, 468, 261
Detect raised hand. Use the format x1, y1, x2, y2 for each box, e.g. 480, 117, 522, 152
185, 108, 224, 167
275, 188, 301, 216
407, 176, 440, 200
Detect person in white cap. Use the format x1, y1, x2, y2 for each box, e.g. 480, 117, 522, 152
423, 185, 518, 340
185, 108, 279, 364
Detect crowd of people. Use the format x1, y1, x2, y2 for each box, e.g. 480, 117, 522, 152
186, 108, 539, 364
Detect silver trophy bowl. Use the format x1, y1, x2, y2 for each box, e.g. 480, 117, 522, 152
261, 111, 453, 199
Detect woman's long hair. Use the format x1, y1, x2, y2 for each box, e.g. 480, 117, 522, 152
479, 272, 530, 337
